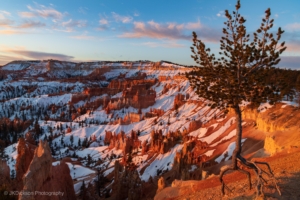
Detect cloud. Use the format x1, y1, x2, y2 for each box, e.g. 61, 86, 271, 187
112, 12, 133, 23
18, 20, 46, 29
285, 23, 300, 31
285, 40, 300, 52
0, 54, 23, 65
0, 10, 11, 19
185, 21, 202, 30
70, 32, 95, 40
51, 19, 87, 32
216, 11, 225, 18
119, 21, 189, 40
10, 50, 74, 60
0, 29, 26, 35
61, 19, 87, 28
138, 41, 185, 48
19, 4, 64, 19
97, 25, 109, 31
0, 10, 14, 28
119, 20, 220, 42
99, 18, 108, 25
19, 12, 36, 18
279, 56, 300, 70
0, 19, 14, 28
133, 11, 140, 17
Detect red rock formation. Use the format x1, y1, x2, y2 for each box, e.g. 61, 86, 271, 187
19, 141, 76, 200
123, 112, 142, 123
20, 140, 53, 200
83, 87, 104, 96
141, 140, 148, 155
158, 76, 170, 82
104, 130, 113, 145
25, 132, 36, 145
187, 120, 202, 134
51, 161, 76, 200
0, 159, 10, 185
174, 93, 185, 109
173, 75, 188, 80
156, 176, 166, 194
66, 127, 72, 133
15, 138, 35, 188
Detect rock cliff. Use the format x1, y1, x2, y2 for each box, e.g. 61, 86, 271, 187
19, 140, 76, 200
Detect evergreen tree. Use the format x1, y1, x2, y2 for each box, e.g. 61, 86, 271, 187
78, 138, 81, 147
188, 0, 285, 197
70, 135, 74, 146
79, 180, 87, 199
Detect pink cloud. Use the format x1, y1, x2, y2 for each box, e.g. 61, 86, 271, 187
285, 23, 300, 31
285, 41, 300, 52
18, 4, 64, 19
0, 19, 14, 28
119, 20, 220, 42
18, 20, 46, 29
139, 41, 185, 48
119, 21, 190, 40
111, 12, 132, 23
0, 29, 26, 35
10, 50, 74, 60
99, 18, 108, 25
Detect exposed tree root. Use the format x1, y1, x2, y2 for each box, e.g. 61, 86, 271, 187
219, 154, 281, 198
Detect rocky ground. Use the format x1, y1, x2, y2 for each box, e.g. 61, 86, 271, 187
155, 148, 300, 200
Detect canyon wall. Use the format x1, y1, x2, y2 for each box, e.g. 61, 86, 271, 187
241, 104, 300, 154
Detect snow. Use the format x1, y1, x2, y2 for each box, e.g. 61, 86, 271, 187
189, 165, 198, 172
199, 117, 235, 144
211, 129, 236, 147
215, 139, 247, 163
2, 62, 32, 70
258, 102, 273, 113
1, 60, 277, 186
4, 143, 18, 176
204, 149, 215, 157
189, 127, 208, 137
76, 146, 108, 160
66, 162, 95, 179
281, 101, 298, 107
140, 144, 183, 181
103, 167, 115, 176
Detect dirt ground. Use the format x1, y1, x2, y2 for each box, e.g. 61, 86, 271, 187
155, 148, 300, 200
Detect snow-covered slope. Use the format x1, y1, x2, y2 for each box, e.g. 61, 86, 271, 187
1, 60, 295, 198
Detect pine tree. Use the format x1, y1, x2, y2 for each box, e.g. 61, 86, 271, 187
188, 0, 285, 197
78, 138, 81, 147
79, 180, 87, 199
70, 135, 74, 146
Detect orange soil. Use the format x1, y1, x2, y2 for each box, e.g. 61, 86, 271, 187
155, 148, 300, 200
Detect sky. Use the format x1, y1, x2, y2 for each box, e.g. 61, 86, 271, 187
0, 0, 300, 69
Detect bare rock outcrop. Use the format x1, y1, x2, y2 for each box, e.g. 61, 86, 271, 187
187, 120, 202, 135
174, 93, 185, 109
19, 140, 75, 200
20, 140, 53, 200
16, 138, 35, 189
0, 159, 10, 184
156, 176, 166, 194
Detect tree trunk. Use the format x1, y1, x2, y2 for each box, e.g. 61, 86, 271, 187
232, 105, 242, 169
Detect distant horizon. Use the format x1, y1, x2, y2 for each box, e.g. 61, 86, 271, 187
1, 58, 300, 70
0, 0, 300, 69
